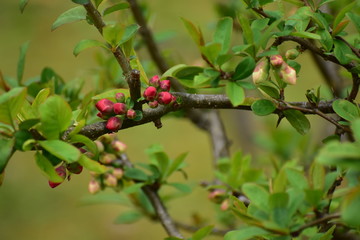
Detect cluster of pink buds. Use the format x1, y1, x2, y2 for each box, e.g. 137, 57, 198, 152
143, 75, 177, 108
88, 134, 127, 194
95, 92, 138, 132
48, 162, 83, 188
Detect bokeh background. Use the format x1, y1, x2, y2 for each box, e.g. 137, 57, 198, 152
0, 0, 355, 239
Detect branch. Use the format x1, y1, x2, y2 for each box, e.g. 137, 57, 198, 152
348, 73, 360, 102
128, 69, 142, 110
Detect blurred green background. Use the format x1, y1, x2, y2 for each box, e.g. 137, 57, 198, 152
0, 0, 353, 239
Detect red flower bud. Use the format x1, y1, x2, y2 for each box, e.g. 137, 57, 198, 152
149, 75, 160, 87
96, 98, 114, 115
148, 100, 159, 108
113, 103, 127, 115
171, 95, 177, 104
115, 92, 125, 103
157, 92, 173, 105
66, 162, 83, 174
106, 117, 122, 131
48, 165, 66, 188
143, 86, 157, 101
88, 179, 100, 194
270, 55, 284, 68
127, 109, 136, 119
159, 80, 171, 91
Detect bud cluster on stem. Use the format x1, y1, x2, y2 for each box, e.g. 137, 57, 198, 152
143, 75, 177, 108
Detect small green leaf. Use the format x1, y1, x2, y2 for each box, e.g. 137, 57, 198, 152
69, 134, 98, 157
32, 88, 50, 113
167, 182, 192, 193
117, 24, 140, 46
258, 84, 280, 99
342, 186, 360, 227
78, 154, 107, 174
166, 152, 187, 179
333, 1, 356, 33
224, 227, 269, 240
0, 138, 15, 173
193, 225, 214, 240
39, 140, 80, 163
17, 41, 30, 85
305, 189, 323, 207
114, 211, 143, 224
73, 39, 108, 56
213, 17, 233, 54
242, 183, 269, 212
39, 96, 72, 140
181, 17, 204, 47
269, 192, 289, 227
232, 57, 256, 80
309, 162, 325, 190
51, 6, 87, 31
124, 168, 148, 181
347, 12, 360, 33
35, 152, 64, 183
251, 99, 276, 116
103, 3, 129, 16
285, 168, 309, 189
290, 31, 321, 39
93, 0, 103, 8
201, 42, 222, 65
333, 39, 353, 65
283, 109, 310, 135
352, 119, 360, 143
332, 99, 360, 121
0, 87, 27, 126
226, 81, 245, 106
238, 15, 254, 45
19, 0, 29, 13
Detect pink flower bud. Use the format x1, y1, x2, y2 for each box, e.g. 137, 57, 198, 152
96, 98, 114, 115
208, 189, 226, 203
66, 162, 83, 174
157, 92, 173, 105
48, 165, 66, 188
126, 109, 136, 119
252, 59, 269, 85
111, 140, 127, 152
94, 140, 104, 152
270, 55, 284, 67
159, 80, 171, 91
143, 86, 157, 101
113, 103, 127, 115
115, 92, 125, 103
113, 168, 124, 179
148, 100, 159, 108
149, 75, 160, 87
280, 63, 297, 85
88, 179, 101, 194
171, 95, 177, 104
285, 49, 299, 60
106, 117, 122, 131
220, 199, 229, 211
100, 153, 116, 164
104, 174, 117, 187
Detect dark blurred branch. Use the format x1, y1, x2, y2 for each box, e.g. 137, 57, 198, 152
348, 73, 360, 102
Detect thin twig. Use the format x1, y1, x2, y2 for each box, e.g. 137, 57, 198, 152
348, 73, 360, 102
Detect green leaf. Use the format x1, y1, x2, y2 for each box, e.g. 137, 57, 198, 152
269, 192, 289, 227
305, 189, 323, 207
69, 134, 98, 156
201, 42, 222, 65
93, 0, 103, 8
114, 211, 143, 224
35, 152, 64, 183
309, 162, 325, 190
251, 99, 276, 116
285, 168, 309, 189
122, 183, 145, 194
103, 24, 123, 46
226, 81, 245, 106
347, 12, 360, 33
352, 119, 360, 143
193, 225, 214, 240
316, 141, 360, 169
290, 31, 321, 40
181, 17, 204, 47
258, 84, 280, 99
167, 182, 192, 193
224, 226, 269, 240
39, 96, 72, 140
39, 140, 80, 163
232, 57, 256, 80
78, 154, 107, 174
238, 15, 254, 45
0, 87, 27, 126
283, 109, 310, 135
333, 39, 353, 65
317, 29, 333, 52
32, 88, 50, 111
242, 183, 269, 212
166, 152, 187, 179
51, 6, 87, 31
103, 2, 129, 16
73, 39, 108, 56
17, 41, 30, 85
0, 138, 15, 173
342, 186, 360, 227
333, 1, 356, 33
118, 24, 139, 46
19, 0, 29, 13
14, 130, 33, 151
332, 99, 360, 121
213, 17, 233, 54
258, 18, 282, 50
124, 168, 148, 181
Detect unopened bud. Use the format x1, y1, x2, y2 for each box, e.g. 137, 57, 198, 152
157, 92, 173, 105
111, 140, 127, 153
95, 99, 114, 115
252, 59, 269, 85
159, 80, 171, 91
126, 109, 136, 119
94, 140, 105, 153
104, 174, 118, 187
113, 103, 127, 115
208, 189, 226, 203
148, 100, 158, 108
143, 86, 157, 101
285, 49, 299, 60
113, 168, 124, 179
280, 63, 297, 85
88, 179, 101, 194
66, 162, 83, 174
48, 165, 66, 188
220, 199, 229, 211
106, 117, 122, 131
100, 153, 116, 164
115, 92, 125, 103
270, 55, 284, 68
149, 75, 160, 87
